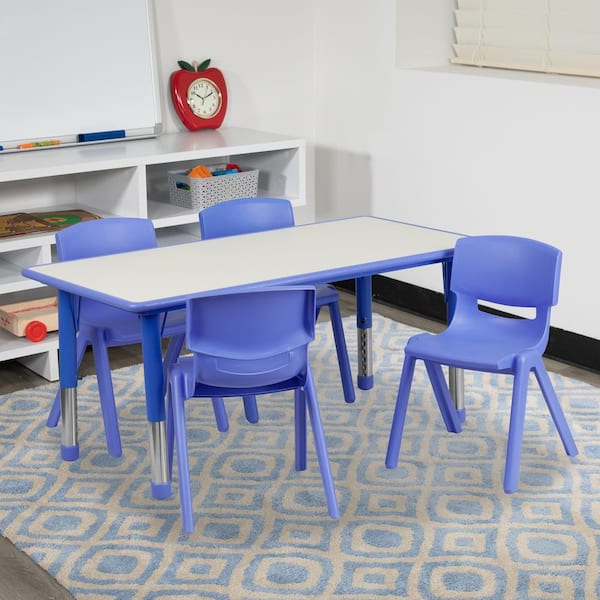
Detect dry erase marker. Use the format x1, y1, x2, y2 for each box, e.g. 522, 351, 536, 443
18, 140, 61, 149
77, 130, 126, 142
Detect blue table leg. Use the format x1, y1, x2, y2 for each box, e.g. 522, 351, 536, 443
356, 276, 373, 390
58, 290, 79, 461
442, 261, 465, 422
140, 313, 171, 500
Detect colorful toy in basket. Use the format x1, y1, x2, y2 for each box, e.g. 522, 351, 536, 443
0, 296, 58, 342
187, 163, 242, 178
188, 165, 212, 178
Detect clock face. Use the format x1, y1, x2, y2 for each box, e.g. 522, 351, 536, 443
187, 78, 222, 119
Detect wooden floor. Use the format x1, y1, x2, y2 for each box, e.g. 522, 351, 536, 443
0, 291, 598, 599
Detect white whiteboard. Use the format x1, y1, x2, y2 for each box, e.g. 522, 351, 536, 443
0, 0, 161, 150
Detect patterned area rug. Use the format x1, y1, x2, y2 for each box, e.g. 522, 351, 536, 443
0, 315, 598, 599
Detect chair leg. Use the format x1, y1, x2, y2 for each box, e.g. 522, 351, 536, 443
327, 301, 355, 404
304, 368, 339, 519
212, 395, 255, 429
47, 335, 89, 427
212, 397, 229, 432
91, 330, 122, 458
164, 334, 187, 477
167, 393, 231, 466
162, 334, 185, 396
385, 354, 417, 468
170, 368, 195, 533
504, 363, 530, 493
294, 388, 307, 471
424, 361, 462, 434
166, 388, 174, 480
166, 398, 227, 481
242, 395, 259, 424
47, 390, 62, 429
533, 361, 578, 456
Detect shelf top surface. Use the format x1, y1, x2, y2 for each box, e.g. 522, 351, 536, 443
0, 127, 305, 182
23, 217, 461, 312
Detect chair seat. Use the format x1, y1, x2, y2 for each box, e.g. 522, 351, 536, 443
407, 316, 545, 372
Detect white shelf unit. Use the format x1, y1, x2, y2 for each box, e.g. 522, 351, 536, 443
0, 127, 307, 380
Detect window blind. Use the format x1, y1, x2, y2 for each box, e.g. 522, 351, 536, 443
451, 0, 600, 78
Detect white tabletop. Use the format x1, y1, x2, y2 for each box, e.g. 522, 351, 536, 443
23, 217, 461, 312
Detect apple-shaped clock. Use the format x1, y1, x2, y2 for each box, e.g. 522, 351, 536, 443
170, 58, 228, 131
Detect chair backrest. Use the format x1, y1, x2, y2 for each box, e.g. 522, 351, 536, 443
56, 218, 158, 324
199, 197, 295, 239
451, 235, 562, 309
186, 286, 316, 389
55, 217, 157, 261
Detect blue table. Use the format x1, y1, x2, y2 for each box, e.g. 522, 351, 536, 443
23, 216, 462, 499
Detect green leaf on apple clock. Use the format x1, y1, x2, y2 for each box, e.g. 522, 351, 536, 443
177, 60, 195, 71
197, 58, 211, 71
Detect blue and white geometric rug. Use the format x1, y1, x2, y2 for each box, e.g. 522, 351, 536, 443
0, 315, 598, 599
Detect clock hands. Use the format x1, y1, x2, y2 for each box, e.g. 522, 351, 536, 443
192, 90, 214, 104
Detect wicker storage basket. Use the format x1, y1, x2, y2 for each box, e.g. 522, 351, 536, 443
168, 167, 259, 210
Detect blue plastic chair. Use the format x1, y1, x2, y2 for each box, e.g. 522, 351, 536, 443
198, 197, 355, 429
168, 286, 340, 532
45, 218, 226, 456
385, 235, 578, 493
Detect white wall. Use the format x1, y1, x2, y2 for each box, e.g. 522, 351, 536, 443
154, 0, 600, 341
313, 0, 600, 341
380, 68, 600, 340
152, 1, 315, 136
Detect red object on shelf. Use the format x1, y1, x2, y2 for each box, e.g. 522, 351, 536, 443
170, 64, 228, 131
0, 297, 58, 342
25, 320, 48, 342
